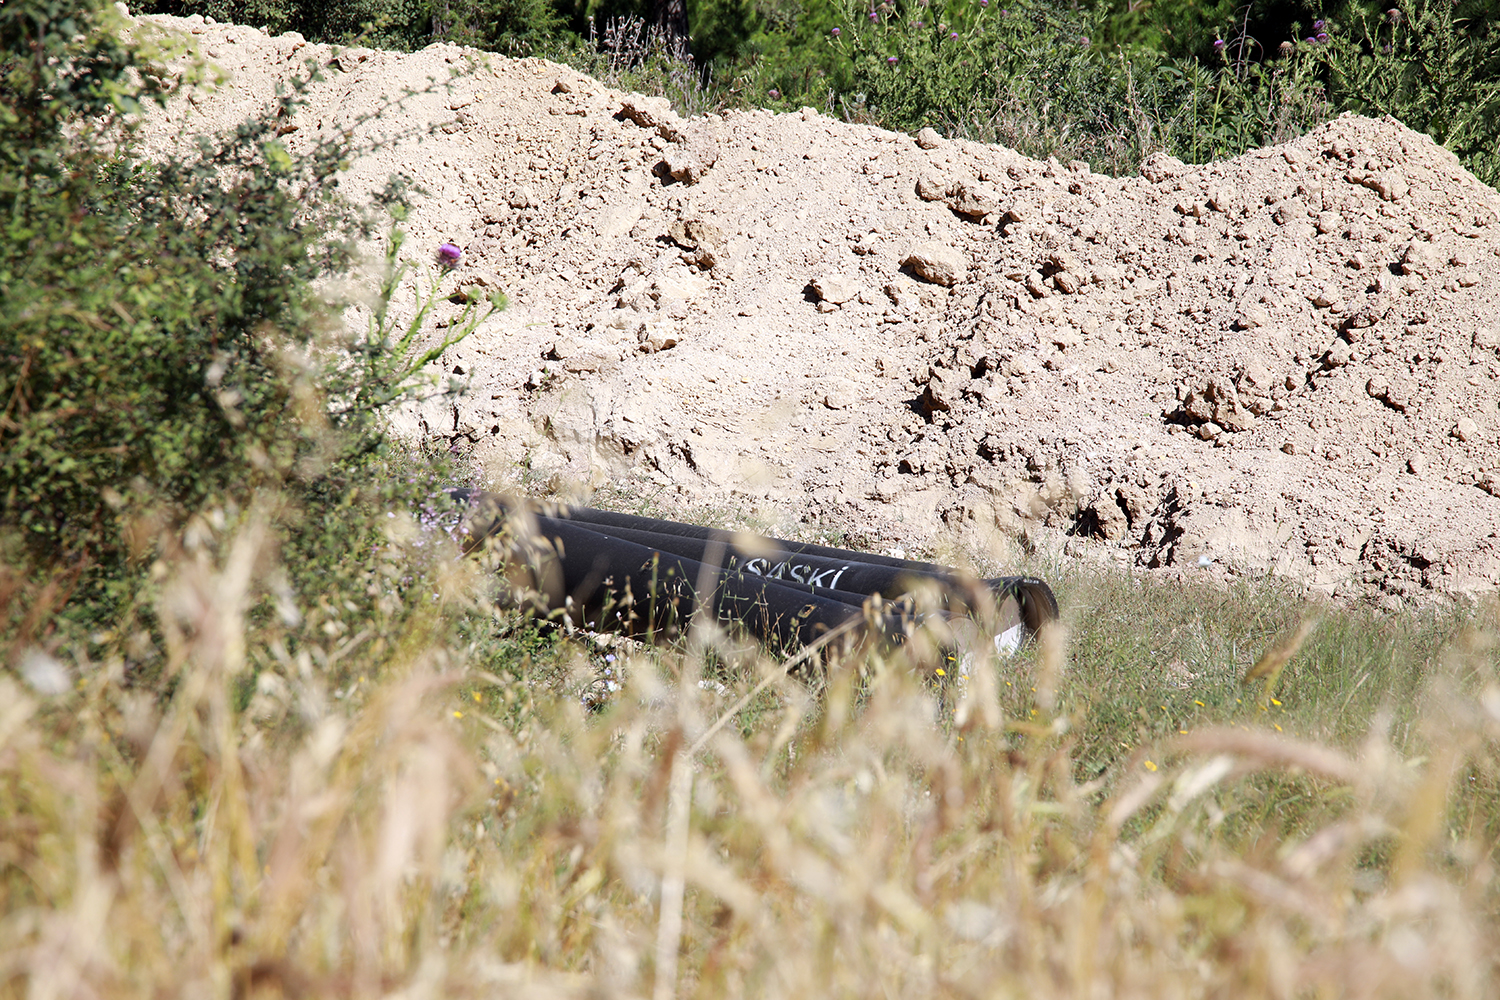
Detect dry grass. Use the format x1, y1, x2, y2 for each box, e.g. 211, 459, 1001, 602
4, 514, 1500, 999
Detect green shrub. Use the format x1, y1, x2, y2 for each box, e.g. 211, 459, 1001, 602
422, 0, 568, 54
547, 14, 723, 116
3, 0, 330, 588
1093, 0, 1241, 57
1141, 24, 1333, 165
822, 0, 1498, 183
1314, 0, 1500, 187
1, 0, 495, 651
686, 0, 757, 70
823, 0, 1310, 174
731, 0, 850, 110
834, 0, 1099, 133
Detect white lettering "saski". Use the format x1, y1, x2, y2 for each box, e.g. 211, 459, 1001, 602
736, 557, 848, 591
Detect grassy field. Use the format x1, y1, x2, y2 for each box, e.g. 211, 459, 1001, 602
4, 500, 1498, 999
6, 4, 1500, 993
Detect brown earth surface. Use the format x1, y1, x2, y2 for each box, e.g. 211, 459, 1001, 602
132, 9, 1500, 603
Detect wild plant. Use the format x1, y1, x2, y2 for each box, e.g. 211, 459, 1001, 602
1313, 0, 1500, 187
546, 15, 723, 118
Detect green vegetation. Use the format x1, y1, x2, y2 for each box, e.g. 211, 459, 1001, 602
138, 0, 1500, 185
1, 0, 496, 665
1319, 0, 1500, 187
5, 1, 1500, 997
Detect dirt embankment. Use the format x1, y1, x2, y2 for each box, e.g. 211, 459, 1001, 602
136, 10, 1500, 602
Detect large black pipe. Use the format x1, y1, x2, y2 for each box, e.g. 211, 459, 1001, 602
452, 490, 1057, 652
470, 504, 920, 652
528, 513, 903, 611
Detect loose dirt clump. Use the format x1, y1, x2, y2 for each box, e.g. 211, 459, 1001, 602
135, 11, 1500, 601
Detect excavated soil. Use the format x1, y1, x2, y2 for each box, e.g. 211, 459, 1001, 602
133, 10, 1500, 602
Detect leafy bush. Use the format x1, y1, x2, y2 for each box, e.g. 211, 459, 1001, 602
1093, 0, 1241, 57
685, 0, 757, 69
834, 0, 1103, 134
431, 0, 569, 53
814, 0, 1499, 182
140, 0, 435, 48
1167, 26, 1331, 163
3, 0, 317, 588
1, 0, 494, 656
145, 0, 572, 52
730, 0, 850, 110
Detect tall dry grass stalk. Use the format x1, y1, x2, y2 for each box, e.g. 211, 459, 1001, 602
2, 520, 1498, 998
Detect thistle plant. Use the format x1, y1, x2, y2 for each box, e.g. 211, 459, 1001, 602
1310, 0, 1500, 186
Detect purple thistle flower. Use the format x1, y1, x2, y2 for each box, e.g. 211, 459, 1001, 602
1316, 31, 1327, 41
1304, 36, 1316, 43
1312, 18, 1325, 30
768, 88, 780, 98
831, 26, 840, 35
438, 243, 463, 265
950, 30, 959, 38
887, 55, 899, 64
869, 9, 878, 19
1213, 37, 1225, 49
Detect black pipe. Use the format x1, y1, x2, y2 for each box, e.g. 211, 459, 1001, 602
451, 490, 1057, 651
474, 505, 923, 652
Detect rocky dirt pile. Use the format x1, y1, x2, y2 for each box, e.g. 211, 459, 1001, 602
133, 10, 1500, 602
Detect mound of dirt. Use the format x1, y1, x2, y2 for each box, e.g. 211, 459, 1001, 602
133, 10, 1500, 602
